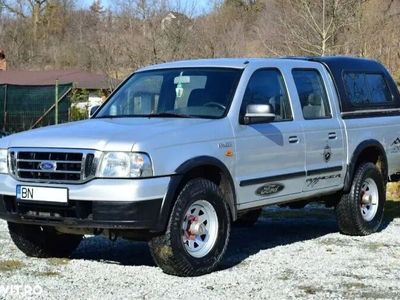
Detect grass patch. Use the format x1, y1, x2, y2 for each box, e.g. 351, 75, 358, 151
0, 260, 25, 272
299, 285, 318, 295
342, 281, 367, 290
34, 270, 61, 277
365, 242, 386, 251
47, 258, 70, 266
278, 269, 295, 281
318, 238, 350, 247
387, 183, 400, 201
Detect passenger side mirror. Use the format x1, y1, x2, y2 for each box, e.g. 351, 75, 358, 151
89, 105, 100, 118
242, 104, 276, 125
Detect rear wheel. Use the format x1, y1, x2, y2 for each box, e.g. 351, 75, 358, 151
336, 162, 385, 236
8, 222, 82, 258
149, 178, 231, 276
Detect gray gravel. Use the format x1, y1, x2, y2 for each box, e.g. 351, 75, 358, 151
1, 203, 400, 300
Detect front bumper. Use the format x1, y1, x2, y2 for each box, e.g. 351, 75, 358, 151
0, 196, 163, 230
0, 174, 172, 232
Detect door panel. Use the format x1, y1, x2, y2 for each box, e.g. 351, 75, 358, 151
234, 68, 306, 204
235, 123, 306, 203
302, 119, 345, 191
291, 68, 345, 191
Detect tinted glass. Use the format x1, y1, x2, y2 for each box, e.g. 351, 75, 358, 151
344, 72, 392, 106
241, 69, 292, 121
96, 68, 241, 119
292, 69, 331, 119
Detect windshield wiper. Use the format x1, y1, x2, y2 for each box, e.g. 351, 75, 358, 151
146, 112, 193, 118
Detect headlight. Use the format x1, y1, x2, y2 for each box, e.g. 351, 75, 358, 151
0, 149, 8, 174
98, 152, 153, 178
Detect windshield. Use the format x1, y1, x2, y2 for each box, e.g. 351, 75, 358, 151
96, 68, 242, 119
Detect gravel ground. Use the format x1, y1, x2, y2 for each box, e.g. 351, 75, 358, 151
0, 202, 400, 300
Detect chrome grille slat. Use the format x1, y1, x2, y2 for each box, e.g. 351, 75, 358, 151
17, 159, 82, 163
16, 169, 82, 174
9, 148, 98, 184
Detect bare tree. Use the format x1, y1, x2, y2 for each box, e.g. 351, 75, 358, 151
1, 0, 49, 41
0, 0, 398, 78
257, 0, 359, 56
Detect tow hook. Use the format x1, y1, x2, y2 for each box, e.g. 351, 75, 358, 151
109, 231, 118, 242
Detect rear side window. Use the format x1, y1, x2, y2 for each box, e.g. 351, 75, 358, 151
241, 69, 292, 122
292, 69, 331, 119
343, 73, 393, 107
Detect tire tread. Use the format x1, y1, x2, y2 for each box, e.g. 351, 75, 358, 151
149, 178, 231, 276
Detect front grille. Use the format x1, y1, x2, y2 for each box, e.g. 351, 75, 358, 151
9, 148, 98, 183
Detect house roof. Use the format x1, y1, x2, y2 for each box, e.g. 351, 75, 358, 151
0, 69, 113, 89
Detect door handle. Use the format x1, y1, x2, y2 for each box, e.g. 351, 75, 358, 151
328, 132, 337, 140
288, 136, 299, 144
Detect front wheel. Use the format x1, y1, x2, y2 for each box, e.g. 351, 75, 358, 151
149, 178, 231, 276
335, 162, 385, 236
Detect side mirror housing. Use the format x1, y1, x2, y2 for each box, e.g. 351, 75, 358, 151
242, 104, 276, 125
89, 105, 100, 118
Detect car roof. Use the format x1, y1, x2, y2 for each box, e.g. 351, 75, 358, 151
136, 57, 302, 72
136, 56, 386, 72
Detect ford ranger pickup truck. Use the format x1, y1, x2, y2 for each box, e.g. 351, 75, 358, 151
0, 56, 399, 276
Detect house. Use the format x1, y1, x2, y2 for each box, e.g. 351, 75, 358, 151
161, 11, 192, 30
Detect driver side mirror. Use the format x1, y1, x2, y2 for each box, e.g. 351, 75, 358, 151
89, 105, 100, 118
241, 104, 276, 125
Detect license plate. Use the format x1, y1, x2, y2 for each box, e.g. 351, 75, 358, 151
16, 186, 68, 204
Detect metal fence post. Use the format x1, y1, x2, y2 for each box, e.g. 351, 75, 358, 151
3, 84, 7, 132
55, 80, 59, 124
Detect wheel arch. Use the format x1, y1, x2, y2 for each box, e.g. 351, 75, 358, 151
154, 156, 237, 232
344, 139, 388, 193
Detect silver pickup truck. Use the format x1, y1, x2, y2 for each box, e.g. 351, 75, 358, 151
0, 56, 400, 276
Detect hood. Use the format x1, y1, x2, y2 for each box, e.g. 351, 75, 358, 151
0, 118, 215, 152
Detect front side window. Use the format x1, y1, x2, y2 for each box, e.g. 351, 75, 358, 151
96, 68, 242, 119
344, 72, 393, 107
240, 69, 292, 121
292, 69, 331, 120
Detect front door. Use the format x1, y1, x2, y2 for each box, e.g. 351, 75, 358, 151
235, 68, 306, 206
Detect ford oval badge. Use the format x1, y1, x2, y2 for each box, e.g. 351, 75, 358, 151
39, 161, 56, 171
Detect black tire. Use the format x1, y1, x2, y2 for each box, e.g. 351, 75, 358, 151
149, 178, 231, 277
235, 209, 262, 226
335, 162, 385, 236
8, 222, 83, 258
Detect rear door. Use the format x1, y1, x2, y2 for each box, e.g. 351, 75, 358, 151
290, 66, 346, 191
